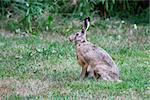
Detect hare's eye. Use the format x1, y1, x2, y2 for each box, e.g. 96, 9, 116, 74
76, 33, 79, 36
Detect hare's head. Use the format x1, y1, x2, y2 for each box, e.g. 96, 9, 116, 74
69, 17, 90, 44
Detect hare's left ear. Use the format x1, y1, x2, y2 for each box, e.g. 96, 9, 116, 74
83, 17, 90, 31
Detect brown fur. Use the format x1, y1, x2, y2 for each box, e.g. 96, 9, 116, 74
69, 17, 120, 81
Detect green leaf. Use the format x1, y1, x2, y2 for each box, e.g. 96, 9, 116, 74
112, 0, 115, 4
48, 16, 53, 26
31, 31, 39, 35
102, 0, 105, 5
105, 0, 108, 11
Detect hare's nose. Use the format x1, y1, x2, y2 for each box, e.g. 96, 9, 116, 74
68, 36, 72, 42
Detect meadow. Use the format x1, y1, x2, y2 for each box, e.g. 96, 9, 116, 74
0, 17, 149, 99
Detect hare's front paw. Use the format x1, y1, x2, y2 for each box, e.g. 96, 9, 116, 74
79, 75, 84, 81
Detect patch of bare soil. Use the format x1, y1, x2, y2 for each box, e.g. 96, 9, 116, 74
0, 77, 52, 97
16, 79, 50, 96
0, 86, 12, 95
0, 77, 21, 95
0, 30, 15, 38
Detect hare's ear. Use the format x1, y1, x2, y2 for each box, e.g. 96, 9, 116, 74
83, 17, 90, 31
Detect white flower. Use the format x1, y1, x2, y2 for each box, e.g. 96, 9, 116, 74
26, 3, 29, 7
134, 24, 137, 30
121, 20, 125, 24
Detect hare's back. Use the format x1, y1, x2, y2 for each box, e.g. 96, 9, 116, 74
79, 43, 118, 69
96, 46, 119, 74
78, 43, 101, 62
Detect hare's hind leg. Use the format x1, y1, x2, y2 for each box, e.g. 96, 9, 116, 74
87, 65, 98, 81
95, 64, 114, 81
96, 71, 112, 81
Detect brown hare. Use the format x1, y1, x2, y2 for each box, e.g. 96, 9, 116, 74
69, 17, 120, 81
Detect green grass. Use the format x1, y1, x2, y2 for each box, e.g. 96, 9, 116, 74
0, 18, 150, 99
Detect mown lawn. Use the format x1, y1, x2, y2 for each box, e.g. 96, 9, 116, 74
0, 18, 149, 99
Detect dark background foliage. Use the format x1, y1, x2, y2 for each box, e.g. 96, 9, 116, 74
0, 0, 149, 33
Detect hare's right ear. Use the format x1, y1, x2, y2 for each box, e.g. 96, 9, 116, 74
83, 17, 90, 32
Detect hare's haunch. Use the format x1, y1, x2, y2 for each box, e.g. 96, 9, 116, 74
69, 17, 120, 81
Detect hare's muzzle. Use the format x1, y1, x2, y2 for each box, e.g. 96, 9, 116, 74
68, 36, 72, 42
68, 35, 74, 42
